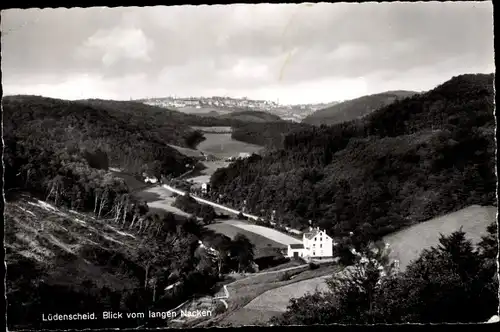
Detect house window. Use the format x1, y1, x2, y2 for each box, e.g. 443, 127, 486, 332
313, 244, 316, 247
313, 251, 316, 256
320, 244, 322, 248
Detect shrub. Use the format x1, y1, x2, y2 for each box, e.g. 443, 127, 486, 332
309, 262, 320, 270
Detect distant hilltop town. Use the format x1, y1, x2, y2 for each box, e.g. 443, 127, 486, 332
138, 96, 338, 122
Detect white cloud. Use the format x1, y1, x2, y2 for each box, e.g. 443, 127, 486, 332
327, 43, 370, 61
77, 27, 154, 66
3, 73, 148, 100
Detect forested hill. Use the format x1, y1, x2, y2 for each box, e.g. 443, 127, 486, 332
231, 121, 313, 150
78, 98, 236, 128
302, 90, 417, 126
216, 110, 283, 122
209, 73, 496, 247
2, 95, 209, 179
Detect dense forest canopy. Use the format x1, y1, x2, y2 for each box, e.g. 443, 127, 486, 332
231, 121, 313, 149
210, 74, 496, 247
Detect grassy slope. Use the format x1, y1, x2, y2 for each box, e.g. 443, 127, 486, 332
383, 204, 497, 271
302, 90, 417, 126
206, 222, 287, 252
192, 264, 342, 327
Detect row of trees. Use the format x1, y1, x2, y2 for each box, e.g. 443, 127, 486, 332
271, 223, 498, 324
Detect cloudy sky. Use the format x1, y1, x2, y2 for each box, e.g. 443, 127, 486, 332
1, 2, 494, 105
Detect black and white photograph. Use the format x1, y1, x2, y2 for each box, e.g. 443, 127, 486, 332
2, 1, 498, 330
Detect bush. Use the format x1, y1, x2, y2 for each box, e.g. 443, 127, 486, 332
213, 301, 227, 314
309, 262, 319, 270
279, 272, 292, 281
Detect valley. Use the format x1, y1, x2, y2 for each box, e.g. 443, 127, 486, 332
3, 3, 496, 329
4, 73, 497, 329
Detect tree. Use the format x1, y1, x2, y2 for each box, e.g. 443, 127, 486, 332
231, 234, 255, 273
376, 229, 496, 323
209, 234, 233, 276
324, 241, 398, 323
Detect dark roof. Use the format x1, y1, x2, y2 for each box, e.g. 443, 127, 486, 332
304, 230, 320, 240
290, 243, 305, 249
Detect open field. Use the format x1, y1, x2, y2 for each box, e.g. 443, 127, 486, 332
383, 204, 497, 271
186, 161, 231, 184
198, 264, 342, 327
196, 133, 263, 159
244, 274, 330, 313
259, 260, 305, 272
133, 186, 192, 218
191, 126, 233, 133
206, 222, 286, 250
167, 144, 205, 158
109, 170, 152, 192
220, 220, 303, 246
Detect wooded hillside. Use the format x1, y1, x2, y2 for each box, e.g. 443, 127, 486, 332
302, 90, 417, 126
210, 74, 496, 247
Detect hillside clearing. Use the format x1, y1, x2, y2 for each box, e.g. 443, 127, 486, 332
186, 161, 231, 184
196, 133, 263, 159
206, 222, 286, 250
133, 186, 193, 218
168, 144, 205, 158
383, 204, 497, 270
221, 220, 302, 246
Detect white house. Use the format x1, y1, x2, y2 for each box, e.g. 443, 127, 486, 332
238, 152, 251, 159
287, 227, 334, 259
287, 243, 308, 258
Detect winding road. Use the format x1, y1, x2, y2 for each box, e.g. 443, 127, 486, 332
162, 184, 260, 220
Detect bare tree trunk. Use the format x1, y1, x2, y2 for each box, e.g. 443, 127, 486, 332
218, 257, 223, 277
144, 263, 150, 289
114, 196, 123, 224
25, 169, 32, 187
144, 220, 150, 233
138, 218, 144, 233
129, 214, 138, 229
54, 185, 60, 206
121, 197, 129, 227
94, 192, 100, 216
152, 280, 157, 303
97, 190, 108, 220
46, 186, 54, 202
